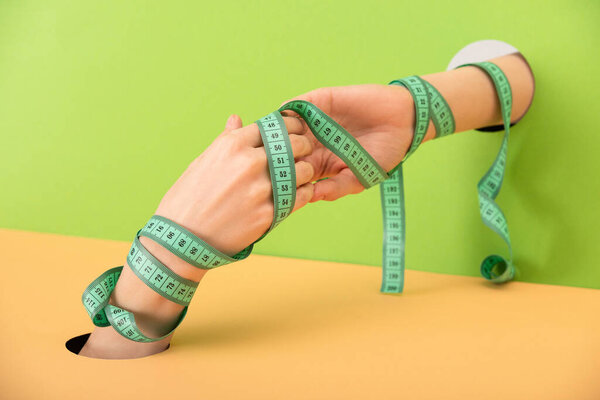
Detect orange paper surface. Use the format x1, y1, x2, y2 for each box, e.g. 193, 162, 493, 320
1, 229, 599, 399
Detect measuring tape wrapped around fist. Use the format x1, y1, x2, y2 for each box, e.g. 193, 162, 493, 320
82, 61, 515, 342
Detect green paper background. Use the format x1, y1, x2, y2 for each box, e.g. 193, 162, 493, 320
1, 1, 598, 289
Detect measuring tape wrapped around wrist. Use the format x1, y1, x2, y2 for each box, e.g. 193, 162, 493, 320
381, 62, 515, 291
454, 61, 515, 283
138, 215, 253, 269
81, 217, 238, 342
82, 266, 189, 343
82, 60, 515, 342
379, 76, 456, 292
81, 101, 393, 342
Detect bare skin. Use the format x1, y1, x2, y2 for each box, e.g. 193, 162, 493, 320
79, 52, 534, 359
286, 52, 534, 202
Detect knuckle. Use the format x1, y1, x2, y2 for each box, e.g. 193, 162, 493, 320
248, 177, 272, 200
296, 161, 314, 180
352, 184, 365, 194
313, 87, 332, 102
305, 161, 315, 178
291, 135, 309, 154
248, 150, 266, 170
285, 115, 303, 130
313, 87, 327, 97
298, 184, 314, 203
305, 185, 315, 201
219, 132, 243, 151
300, 135, 312, 153
237, 149, 262, 168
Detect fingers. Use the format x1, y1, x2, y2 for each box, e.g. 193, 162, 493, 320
310, 168, 364, 202
292, 183, 315, 212
217, 114, 243, 139
234, 116, 306, 147
250, 146, 314, 185
289, 134, 312, 159
282, 116, 305, 135
294, 161, 314, 187
225, 114, 243, 131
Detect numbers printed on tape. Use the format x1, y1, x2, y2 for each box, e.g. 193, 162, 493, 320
82, 266, 189, 342
127, 234, 199, 306
279, 100, 389, 188
82, 61, 516, 342
256, 112, 297, 234
454, 61, 515, 282
139, 215, 252, 270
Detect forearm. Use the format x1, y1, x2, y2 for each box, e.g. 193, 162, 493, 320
401, 53, 534, 144
77, 114, 312, 359
79, 236, 210, 359
77, 54, 534, 358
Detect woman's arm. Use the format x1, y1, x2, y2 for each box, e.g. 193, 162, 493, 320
79, 114, 316, 359
79, 53, 534, 358
284, 52, 535, 202
417, 52, 535, 142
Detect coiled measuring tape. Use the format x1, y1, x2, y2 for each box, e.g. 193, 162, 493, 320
455, 61, 515, 283
380, 62, 514, 292
82, 61, 515, 341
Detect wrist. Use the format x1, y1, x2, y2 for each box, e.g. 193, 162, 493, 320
387, 84, 435, 159
418, 53, 534, 141
109, 261, 187, 337
79, 229, 208, 358
106, 235, 208, 338
153, 208, 251, 257
79, 260, 184, 359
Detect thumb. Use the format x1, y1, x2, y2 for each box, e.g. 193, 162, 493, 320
310, 167, 364, 202
225, 114, 243, 131
216, 114, 243, 139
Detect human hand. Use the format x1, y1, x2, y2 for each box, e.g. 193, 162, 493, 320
154, 114, 316, 257
80, 114, 316, 358
281, 84, 414, 201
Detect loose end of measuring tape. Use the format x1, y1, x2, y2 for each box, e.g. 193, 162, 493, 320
380, 281, 404, 294
480, 254, 515, 283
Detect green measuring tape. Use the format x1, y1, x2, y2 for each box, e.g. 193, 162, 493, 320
380, 75, 456, 292
256, 112, 298, 234
380, 62, 515, 292
456, 61, 515, 283
82, 61, 515, 342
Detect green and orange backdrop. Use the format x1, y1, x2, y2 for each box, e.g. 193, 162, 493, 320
1, 0, 598, 288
